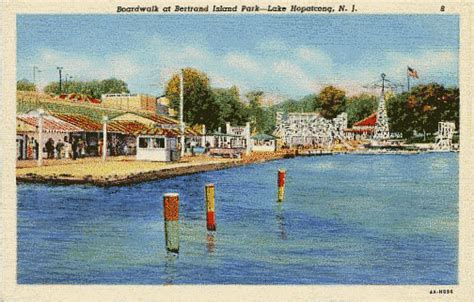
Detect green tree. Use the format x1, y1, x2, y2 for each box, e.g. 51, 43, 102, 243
245, 91, 266, 134
346, 93, 377, 127
165, 67, 220, 130
212, 86, 248, 129
319, 86, 346, 119
17, 79, 37, 91
386, 92, 414, 138
386, 83, 459, 139
44, 82, 60, 95
99, 78, 129, 96
44, 78, 130, 98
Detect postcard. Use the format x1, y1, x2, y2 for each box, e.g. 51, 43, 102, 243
1, 0, 473, 301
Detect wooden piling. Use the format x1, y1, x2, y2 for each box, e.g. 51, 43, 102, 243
277, 169, 286, 202
163, 193, 179, 253
205, 183, 216, 231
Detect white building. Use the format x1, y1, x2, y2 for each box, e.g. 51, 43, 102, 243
273, 112, 348, 148
251, 134, 276, 152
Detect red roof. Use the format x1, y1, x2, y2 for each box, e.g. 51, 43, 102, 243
52, 113, 102, 132
353, 112, 377, 127
108, 120, 149, 134
57, 93, 101, 104
17, 114, 82, 133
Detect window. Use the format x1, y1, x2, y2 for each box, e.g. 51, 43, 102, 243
153, 138, 165, 149
139, 138, 148, 148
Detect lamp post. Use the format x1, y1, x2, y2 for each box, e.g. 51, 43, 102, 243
37, 108, 45, 167
102, 115, 108, 162
179, 69, 185, 157
33, 66, 42, 104
57, 66, 63, 94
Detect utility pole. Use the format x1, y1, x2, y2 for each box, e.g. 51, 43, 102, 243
102, 115, 108, 162
37, 108, 45, 167
179, 69, 185, 157
65, 74, 70, 93
57, 66, 63, 94
33, 66, 42, 105
33, 66, 41, 84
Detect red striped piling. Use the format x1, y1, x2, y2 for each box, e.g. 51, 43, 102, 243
163, 193, 179, 253
277, 169, 286, 202
205, 184, 216, 231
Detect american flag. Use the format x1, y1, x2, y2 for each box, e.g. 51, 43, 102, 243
407, 66, 419, 79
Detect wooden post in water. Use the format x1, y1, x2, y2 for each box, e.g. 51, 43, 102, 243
205, 183, 216, 231
277, 169, 286, 202
163, 193, 180, 253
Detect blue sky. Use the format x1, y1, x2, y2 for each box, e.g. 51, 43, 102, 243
17, 14, 459, 100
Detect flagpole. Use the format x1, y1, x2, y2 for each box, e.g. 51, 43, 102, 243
407, 65, 410, 92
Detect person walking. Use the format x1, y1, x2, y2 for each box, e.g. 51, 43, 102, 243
45, 138, 55, 159
55, 139, 64, 159
72, 137, 78, 160
63, 136, 71, 159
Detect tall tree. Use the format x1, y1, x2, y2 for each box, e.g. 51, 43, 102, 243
165, 67, 220, 130
386, 83, 459, 139
318, 86, 346, 119
212, 86, 248, 129
246, 91, 265, 134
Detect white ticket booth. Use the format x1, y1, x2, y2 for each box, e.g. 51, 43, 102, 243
136, 135, 178, 161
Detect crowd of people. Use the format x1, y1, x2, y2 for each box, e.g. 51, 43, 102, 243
20, 135, 134, 161
43, 136, 88, 160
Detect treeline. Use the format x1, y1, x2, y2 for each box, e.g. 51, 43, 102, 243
19, 68, 459, 138
164, 68, 380, 134
386, 83, 459, 138
17, 78, 130, 99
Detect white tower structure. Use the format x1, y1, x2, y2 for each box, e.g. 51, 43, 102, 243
435, 121, 455, 150
373, 73, 391, 140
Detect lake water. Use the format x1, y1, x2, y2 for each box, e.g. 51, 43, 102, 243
17, 153, 458, 284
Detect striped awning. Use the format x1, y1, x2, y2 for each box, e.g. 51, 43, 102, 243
107, 120, 149, 134
17, 115, 82, 133
52, 113, 102, 132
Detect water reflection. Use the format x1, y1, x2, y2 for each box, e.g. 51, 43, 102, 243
206, 232, 216, 254
164, 252, 178, 285
276, 204, 288, 240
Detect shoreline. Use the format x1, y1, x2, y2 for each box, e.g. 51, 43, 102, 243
16, 148, 455, 187
16, 152, 295, 187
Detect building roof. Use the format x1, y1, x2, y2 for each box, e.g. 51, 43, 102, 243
251, 133, 276, 140
52, 113, 102, 132
112, 111, 179, 126
135, 127, 181, 138
344, 128, 375, 134
17, 114, 83, 133
209, 132, 242, 137
107, 120, 148, 134
353, 112, 377, 127
58, 93, 101, 104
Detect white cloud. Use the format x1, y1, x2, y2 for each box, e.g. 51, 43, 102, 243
295, 46, 332, 69
22, 35, 457, 99
224, 53, 261, 74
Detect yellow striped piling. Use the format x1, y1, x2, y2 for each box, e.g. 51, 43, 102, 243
163, 193, 179, 253
277, 169, 286, 202
205, 183, 216, 231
